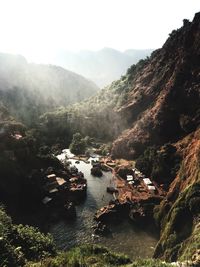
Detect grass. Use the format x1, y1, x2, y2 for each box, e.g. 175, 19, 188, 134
178, 221, 200, 262
154, 183, 200, 261
26, 245, 175, 267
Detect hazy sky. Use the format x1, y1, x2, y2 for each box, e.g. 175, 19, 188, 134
0, 0, 199, 63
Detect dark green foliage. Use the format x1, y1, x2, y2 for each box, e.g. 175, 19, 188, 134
26, 244, 131, 267
0, 113, 62, 208
83, 136, 93, 146
69, 133, 86, 155
12, 225, 55, 261
37, 54, 152, 146
136, 144, 181, 186
39, 110, 73, 147
97, 143, 112, 156
153, 201, 171, 228
154, 183, 200, 261
0, 237, 25, 267
26, 245, 175, 267
135, 146, 157, 176
0, 207, 55, 266
188, 197, 200, 215
130, 259, 173, 267
39, 56, 142, 143
0, 53, 98, 127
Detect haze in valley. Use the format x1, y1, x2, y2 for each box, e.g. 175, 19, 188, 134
0, 0, 199, 86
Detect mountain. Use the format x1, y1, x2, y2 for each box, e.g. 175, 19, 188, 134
45, 13, 200, 157
153, 128, 200, 262
0, 53, 98, 125
111, 15, 200, 159
53, 48, 153, 87
44, 12, 200, 263
0, 10, 199, 266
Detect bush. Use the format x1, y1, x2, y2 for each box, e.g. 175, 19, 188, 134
26, 245, 131, 267
69, 133, 86, 155
136, 144, 181, 185
12, 225, 55, 261
0, 207, 56, 266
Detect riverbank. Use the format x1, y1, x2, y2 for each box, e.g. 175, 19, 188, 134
93, 156, 166, 224
46, 149, 158, 259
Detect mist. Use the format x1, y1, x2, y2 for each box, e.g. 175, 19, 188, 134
0, 52, 98, 126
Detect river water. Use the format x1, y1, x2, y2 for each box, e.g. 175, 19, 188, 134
49, 149, 158, 259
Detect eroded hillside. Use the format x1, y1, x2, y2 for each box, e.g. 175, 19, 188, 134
111, 13, 200, 159
153, 129, 200, 263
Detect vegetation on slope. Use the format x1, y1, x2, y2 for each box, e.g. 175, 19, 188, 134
26, 245, 174, 267
40, 13, 200, 159
154, 183, 200, 263
153, 129, 200, 264
0, 105, 62, 209
39, 58, 149, 144
0, 53, 98, 126
0, 12, 199, 267
135, 144, 181, 188
0, 207, 55, 267
0, 207, 174, 267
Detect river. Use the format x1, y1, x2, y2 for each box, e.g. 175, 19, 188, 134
49, 149, 158, 259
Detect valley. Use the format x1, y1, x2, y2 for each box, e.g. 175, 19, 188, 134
0, 10, 199, 267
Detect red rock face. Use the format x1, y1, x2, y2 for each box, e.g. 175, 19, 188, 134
111, 12, 200, 159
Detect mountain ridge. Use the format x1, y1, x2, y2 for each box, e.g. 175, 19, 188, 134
111, 13, 200, 159
0, 52, 99, 125
53, 47, 153, 87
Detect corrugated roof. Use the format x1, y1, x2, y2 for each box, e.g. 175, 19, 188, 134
148, 185, 156, 190
47, 174, 56, 179
56, 177, 66, 186
127, 175, 133, 181
143, 178, 152, 185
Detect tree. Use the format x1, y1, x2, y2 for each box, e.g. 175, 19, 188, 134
69, 133, 86, 155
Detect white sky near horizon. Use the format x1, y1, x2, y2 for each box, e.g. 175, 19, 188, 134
0, 0, 199, 63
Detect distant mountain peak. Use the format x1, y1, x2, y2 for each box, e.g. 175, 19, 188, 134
54, 47, 153, 87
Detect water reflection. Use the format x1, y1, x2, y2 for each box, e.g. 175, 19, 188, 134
49, 149, 158, 259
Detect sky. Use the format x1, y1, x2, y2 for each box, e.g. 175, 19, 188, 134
0, 0, 199, 63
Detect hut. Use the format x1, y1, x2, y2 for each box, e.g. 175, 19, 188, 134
143, 178, 152, 185
46, 174, 56, 182
126, 175, 133, 181
147, 185, 156, 194
56, 177, 67, 188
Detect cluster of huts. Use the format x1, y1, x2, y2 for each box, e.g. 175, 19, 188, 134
42, 173, 68, 205
126, 168, 156, 194
42, 166, 87, 208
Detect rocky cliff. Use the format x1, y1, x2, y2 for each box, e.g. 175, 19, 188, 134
111, 13, 200, 159
106, 13, 200, 264
153, 128, 200, 263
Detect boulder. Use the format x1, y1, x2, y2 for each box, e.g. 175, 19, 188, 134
91, 166, 103, 177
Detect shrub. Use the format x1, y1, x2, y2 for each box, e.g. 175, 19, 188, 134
12, 225, 56, 261
0, 207, 56, 266
69, 133, 86, 155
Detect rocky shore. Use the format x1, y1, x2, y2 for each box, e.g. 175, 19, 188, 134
92, 157, 166, 234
